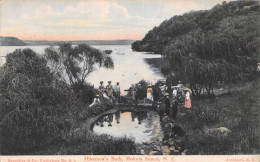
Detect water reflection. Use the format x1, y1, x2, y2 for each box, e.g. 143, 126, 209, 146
92, 110, 163, 143
115, 111, 120, 124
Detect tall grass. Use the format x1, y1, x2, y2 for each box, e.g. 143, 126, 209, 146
30, 131, 136, 155
178, 77, 259, 154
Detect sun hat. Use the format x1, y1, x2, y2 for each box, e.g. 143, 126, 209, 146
184, 88, 192, 93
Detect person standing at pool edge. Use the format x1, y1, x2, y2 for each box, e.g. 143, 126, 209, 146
99, 81, 104, 97
114, 82, 120, 101
184, 88, 192, 109
106, 81, 113, 98
147, 85, 153, 101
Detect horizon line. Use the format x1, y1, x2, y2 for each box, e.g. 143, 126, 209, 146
0, 36, 138, 42
23, 39, 137, 41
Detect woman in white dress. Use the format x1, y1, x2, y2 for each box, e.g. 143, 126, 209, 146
147, 85, 153, 101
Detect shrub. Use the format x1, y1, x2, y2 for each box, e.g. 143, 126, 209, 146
0, 49, 77, 154
31, 131, 136, 155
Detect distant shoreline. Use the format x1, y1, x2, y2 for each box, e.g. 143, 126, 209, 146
0, 36, 136, 46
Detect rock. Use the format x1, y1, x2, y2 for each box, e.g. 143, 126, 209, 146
218, 127, 231, 134
143, 141, 153, 145
169, 146, 175, 151
168, 139, 175, 146
205, 127, 231, 136
181, 149, 188, 155
153, 146, 161, 151
161, 145, 170, 153
140, 149, 145, 155
163, 152, 170, 155
149, 151, 160, 155
153, 120, 159, 124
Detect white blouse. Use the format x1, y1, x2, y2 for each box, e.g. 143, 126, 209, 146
185, 92, 190, 100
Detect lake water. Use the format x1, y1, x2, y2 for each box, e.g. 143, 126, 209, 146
0, 45, 165, 94
91, 110, 164, 143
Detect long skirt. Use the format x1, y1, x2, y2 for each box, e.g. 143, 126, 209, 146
185, 98, 191, 108
147, 93, 153, 101
107, 89, 113, 97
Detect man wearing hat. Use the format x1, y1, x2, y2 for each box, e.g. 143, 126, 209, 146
114, 82, 121, 101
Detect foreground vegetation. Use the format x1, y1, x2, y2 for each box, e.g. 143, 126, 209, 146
178, 77, 259, 154
0, 45, 136, 155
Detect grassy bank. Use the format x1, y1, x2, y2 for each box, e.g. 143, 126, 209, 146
177, 77, 260, 154
29, 131, 136, 155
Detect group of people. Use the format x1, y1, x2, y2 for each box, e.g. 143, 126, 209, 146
90, 81, 121, 107
159, 81, 192, 120
90, 80, 192, 114
128, 84, 154, 101
98, 81, 121, 99
160, 81, 192, 108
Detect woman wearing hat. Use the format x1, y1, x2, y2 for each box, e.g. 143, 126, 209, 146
184, 88, 192, 109
90, 94, 101, 107
147, 85, 153, 101
106, 81, 113, 98
99, 81, 104, 95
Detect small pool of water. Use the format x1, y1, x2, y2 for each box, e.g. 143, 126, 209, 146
91, 110, 164, 143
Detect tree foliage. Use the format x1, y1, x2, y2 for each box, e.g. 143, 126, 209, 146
132, 1, 259, 96
44, 43, 114, 86
0, 49, 78, 154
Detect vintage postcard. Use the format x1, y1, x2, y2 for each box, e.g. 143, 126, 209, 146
0, 0, 259, 161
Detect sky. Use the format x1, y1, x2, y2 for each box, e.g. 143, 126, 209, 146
0, 0, 230, 41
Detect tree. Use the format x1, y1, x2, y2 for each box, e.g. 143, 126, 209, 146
0, 49, 77, 154
162, 27, 257, 97
44, 43, 114, 86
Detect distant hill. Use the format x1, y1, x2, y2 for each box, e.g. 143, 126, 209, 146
0, 37, 27, 46
132, 0, 260, 53
24, 40, 135, 46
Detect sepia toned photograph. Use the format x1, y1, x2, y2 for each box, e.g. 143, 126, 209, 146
0, 0, 259, 158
